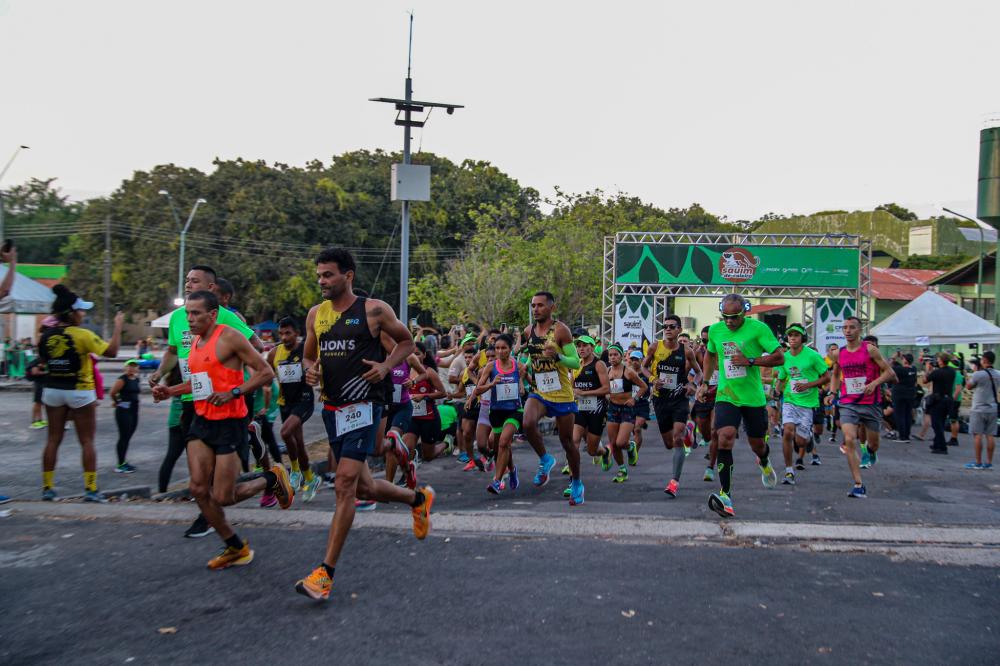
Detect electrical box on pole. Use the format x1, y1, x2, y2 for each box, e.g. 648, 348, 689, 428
391, 164, 431, 202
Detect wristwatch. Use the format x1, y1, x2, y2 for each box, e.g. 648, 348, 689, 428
231, 387, 242, 398
748, 357, 756, 367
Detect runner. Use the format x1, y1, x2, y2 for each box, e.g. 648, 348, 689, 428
267, 317, 321, 502
404, 342, 450, 462
520, 292, 583, 505
773, 324, 830, 485
606, 344, 649, 484
965, 351, 999, 469
109, 359, 141, 474
824, 316, 897, 497
149, 264, 264, 538
643, 314, 701, 496
446, 334, 479, 464
693, 326, 720, 482
469, 334, 526, 495
697, 294, 783, 518
296, 248, 433, 601
628, 350, 652, 462
571, 335, 610, 479
453, 346, 488, 471
151, 290, 290, 570
39, 285, 124, 502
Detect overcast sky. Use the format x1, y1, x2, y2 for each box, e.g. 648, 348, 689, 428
1, 0, 997, 221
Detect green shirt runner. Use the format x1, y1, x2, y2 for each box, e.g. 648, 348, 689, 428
167, 306, 254, 402
706, 318, 780, 408
776, 346, 828, 408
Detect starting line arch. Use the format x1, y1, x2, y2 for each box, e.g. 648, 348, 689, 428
601, 232, 872, 348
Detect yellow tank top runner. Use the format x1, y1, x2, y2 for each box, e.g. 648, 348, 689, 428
525, 322, 575, 403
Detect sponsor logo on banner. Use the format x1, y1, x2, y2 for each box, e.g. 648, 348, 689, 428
614, 296, 654, 353
719, 248, 760, 283
815, 298, 855, 354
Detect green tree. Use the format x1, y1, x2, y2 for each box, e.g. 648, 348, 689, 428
2, 178, 84, 263
876, 203, 918, 221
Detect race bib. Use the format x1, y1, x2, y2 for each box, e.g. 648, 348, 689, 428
465, 385, 475, 398
791, 380, 807, 394
610, 378, 624, 394
578, 395, 598, 411
723, 358, 747, 380
191, 372, 213, 400
709, 370, 719, 386
179, 358, 191, 382
336, 401, 373, 435
277, 363, 302, 384
392, 384, 403, 403
661, 373, 678, 390
845, 376, 866, 395
536, 371, 559, 394
495, 382, 519, 402
412, 399, 429, 417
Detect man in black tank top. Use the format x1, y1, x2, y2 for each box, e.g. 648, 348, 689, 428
297, 248, 435, 602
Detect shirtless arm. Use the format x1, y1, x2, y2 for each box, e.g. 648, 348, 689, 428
363, 299, 414, 383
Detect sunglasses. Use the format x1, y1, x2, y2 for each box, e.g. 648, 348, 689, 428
663, 323, 679, 329
721, 312, 744, 320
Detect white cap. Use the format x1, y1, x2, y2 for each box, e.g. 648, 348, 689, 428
71, 297, 94, 310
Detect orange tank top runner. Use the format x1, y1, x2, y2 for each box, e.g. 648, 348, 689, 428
188, 324, 248, 420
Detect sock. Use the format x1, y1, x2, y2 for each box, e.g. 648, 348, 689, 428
290, 460, 301, 472
225, 533, 243, 549
410, 489, 425, 508
303, 468, 314, 482
322, 563, 336, 578
758, 445, 770, 469
43, 470, 54, 490
672, 446, 685, 482
83, 471, 97, 492
262, 470, 277, 490
717, 449, 734, 495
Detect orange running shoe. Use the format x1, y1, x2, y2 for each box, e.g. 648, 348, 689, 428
270, 464, 294, 509
295, 565, 332, 601
207, 540, 254, 570
412, 485, 435, 540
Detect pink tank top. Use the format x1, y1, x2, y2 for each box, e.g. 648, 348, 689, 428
838, 344, 878, 405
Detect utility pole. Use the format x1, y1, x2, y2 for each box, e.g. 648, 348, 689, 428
103, 216, 111, 338
370, 14, 462, 325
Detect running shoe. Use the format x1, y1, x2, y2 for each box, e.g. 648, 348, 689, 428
485, 459, 496, 473
458, 452, 470, 464
247, 420, 265, 464
561, 464, 571, 476
270, 464, 294, 509
664, 479, 678, 497
500, 475, 508, 491
0, 495, 10, 504
794, 458, 805, 471
207, 540, 254, 570
302, 474, 322, 502
703, 467, 715, 482
569, 479, 585, 506
412, 486, 434, 539
114, 462, 136, 474
533, 454, 556, 487
684, 421, 695, 449
29, 420, 47, 429
42, 488, 57, 501
964, 462, 984, 470
829, 433, 837, 443
476, 456, 487, 472
323, 472, 336, 488
760, 464, 778, 489
260, 492, 278, 508
683, 445, 692, 457
613, 467, 628, 483
782, 470, 795, 485
811, 454, 822, 466
603, 447, 614, 471
443, 435, 455, 458
708, 492, 735, 518
508, 465, 519, 491
628, 441, 638, 466
462, 459, 478, 472
389, 432, 417, 490
83, 490, 107, 503
860, 448, 872, 469
699, 438, 709, 448
563, 483, 572, 498
184, 515, 214, 538
354, 499, 377, 511
289, 470, 303, 491
253, 465, 263, 473
848, 485, 867, 499
869, 449, 878, 466
983, 463, 994, 470
487, 479, 503, 495
295, 566, 332, 601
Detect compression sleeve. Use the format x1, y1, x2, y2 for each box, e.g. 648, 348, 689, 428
558, 342, 581, 370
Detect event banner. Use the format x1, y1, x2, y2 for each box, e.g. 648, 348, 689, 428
815, 298, 855, 353
613, 295, 654, 353
615, 244, 859, 289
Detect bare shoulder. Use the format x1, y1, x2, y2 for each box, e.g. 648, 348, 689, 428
555, 320, 573, 342
365, 298, 394, 320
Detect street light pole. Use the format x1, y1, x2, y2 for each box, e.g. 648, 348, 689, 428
159, 190, 206, 306
943, 207, 990, 317
0, 145, 30, 243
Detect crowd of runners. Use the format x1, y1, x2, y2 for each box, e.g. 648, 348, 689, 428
6, 243, 1000, 603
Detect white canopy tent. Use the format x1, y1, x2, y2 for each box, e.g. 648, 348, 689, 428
0, 265, 55, 314
870, 290, 1000, 345
149, 312, 173, 329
